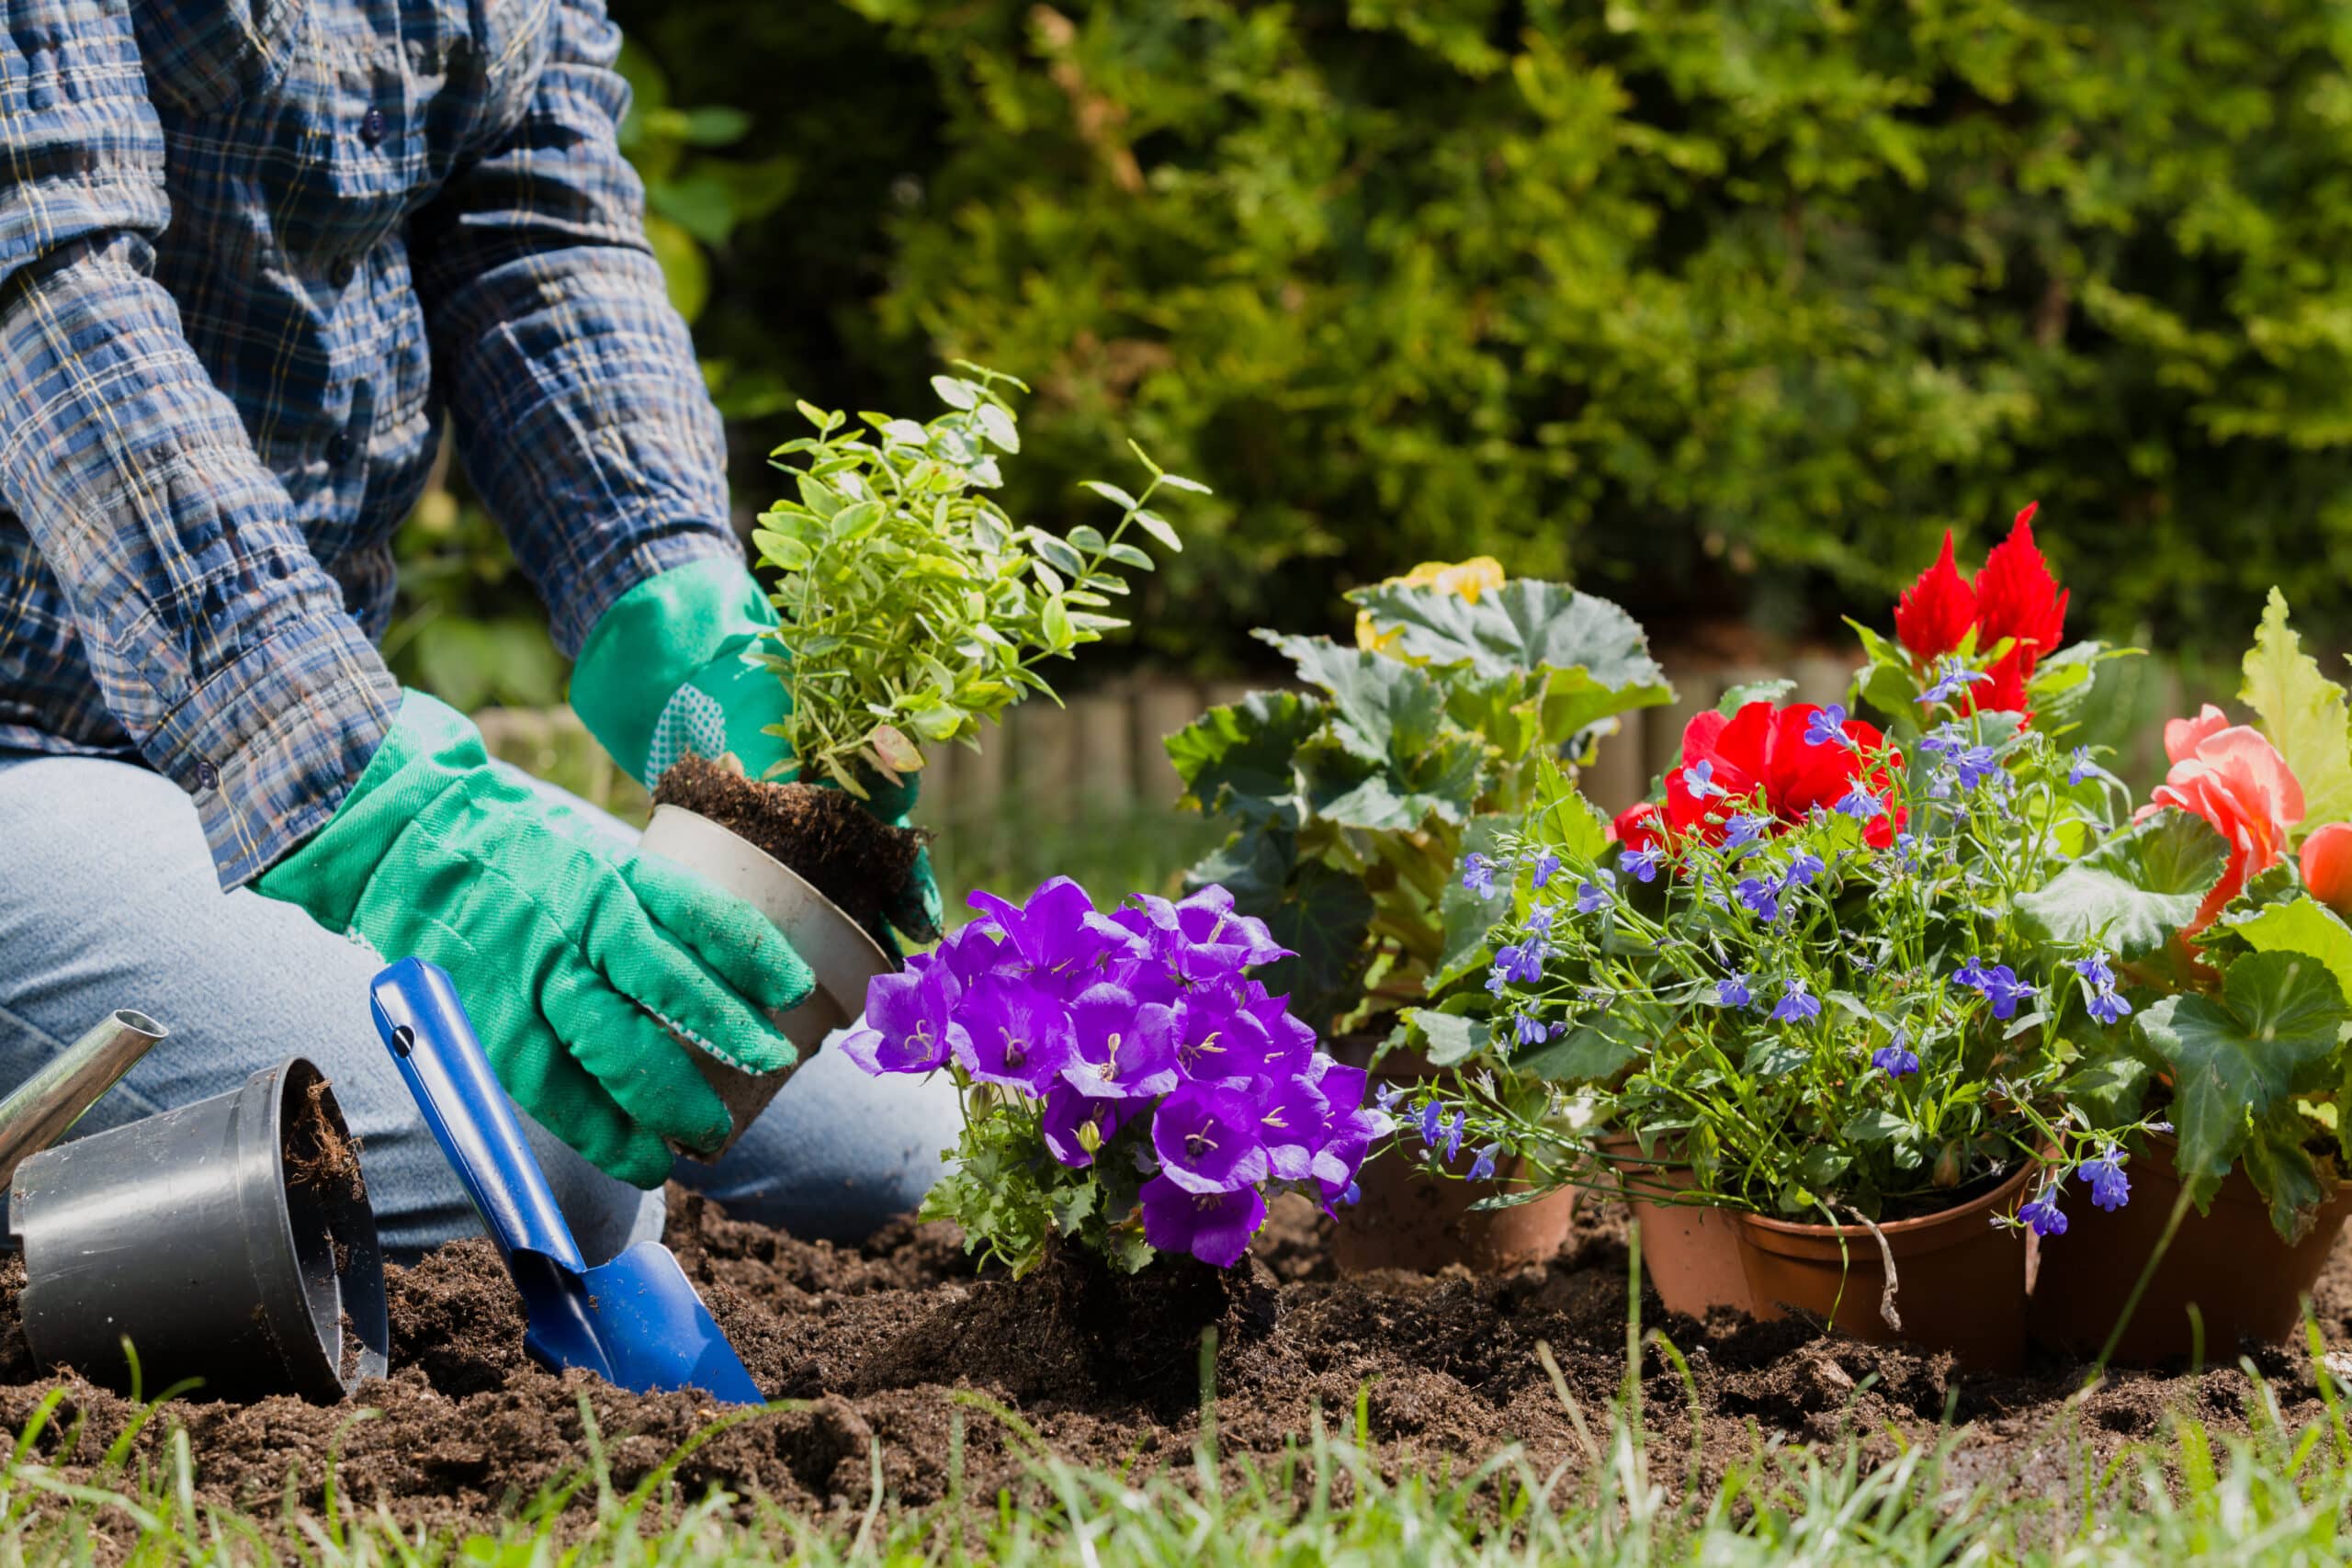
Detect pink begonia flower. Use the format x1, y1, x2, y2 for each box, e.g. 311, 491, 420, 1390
2139, 715, 2304, 934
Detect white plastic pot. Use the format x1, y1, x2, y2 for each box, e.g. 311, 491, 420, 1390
637, 804, 895, 1156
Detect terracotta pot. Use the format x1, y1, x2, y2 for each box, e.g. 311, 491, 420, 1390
1595, 1134, 1753, 1319
1327, 1041, 1577, 1273
1329, 1142, 1577, 1274
636, 804, 895, 1155
2029, 1134, 2352, 1365
1735, 1163, 2035, 1371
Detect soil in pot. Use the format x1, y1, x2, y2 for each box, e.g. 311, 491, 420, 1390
1735, 1163, 2034, 1372
2030, 1134, 2352, 1366
652, 754, 927, 930
1595, 1135, 1752, 1320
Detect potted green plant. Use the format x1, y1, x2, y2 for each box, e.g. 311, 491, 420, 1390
1415, 510, 2161, 1367
2025, 590, 2352, 1364
1165, 563, 1671, 1270
639, 367, 1199, 1136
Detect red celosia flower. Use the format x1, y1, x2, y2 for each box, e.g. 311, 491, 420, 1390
1971, 502, 2069, 663
1969, 642, 2036, 719
1893, 532, 1977, 661
1650, 702, 1906, 851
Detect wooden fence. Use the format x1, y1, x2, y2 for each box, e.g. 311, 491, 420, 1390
475, 648, 2191, 829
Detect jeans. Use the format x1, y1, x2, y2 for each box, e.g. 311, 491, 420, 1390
0, 748, 962, 1261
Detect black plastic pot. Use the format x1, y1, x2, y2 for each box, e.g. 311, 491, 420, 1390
9, 1057, 387, 1402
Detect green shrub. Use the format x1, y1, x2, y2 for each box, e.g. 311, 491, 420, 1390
780, 0, 2352, 661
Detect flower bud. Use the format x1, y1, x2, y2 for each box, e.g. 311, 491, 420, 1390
1932, 1141, 1962, 1188
1076, 1117, 1105, 1156
2303, 822, 2352, 918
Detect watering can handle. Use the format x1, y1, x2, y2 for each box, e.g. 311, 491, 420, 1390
368, 958, 590, 1275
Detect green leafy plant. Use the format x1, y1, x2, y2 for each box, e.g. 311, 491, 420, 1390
1166, 568, 1669, 1038
752, 366, 1201, 795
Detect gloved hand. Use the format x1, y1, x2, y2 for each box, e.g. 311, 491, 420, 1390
256, 690, 809, 1186
571, 557, 942, 945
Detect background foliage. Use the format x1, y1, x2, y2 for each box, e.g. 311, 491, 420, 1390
401, 0, 2352, 689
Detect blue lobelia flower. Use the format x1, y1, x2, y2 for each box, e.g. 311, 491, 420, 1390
1919, 721, 1971, 760
1418, 1099, 1444, 1146
1532, 851, 1562, 889
1442, 1111, 1467, 1163
1502, 939, 1548, 985
1805, 705, 1851, 748
1468, 1144, 1501, 1182
1736, 875, 1782, 923
1771, 978, 1821, 1024
1981, 965, 2037, 1021
1917, 656, 1990, 705
1527, 905, 1557, 935
2018, 1179, 2069, 1237
1374, 1081, 1403, 1113
2081, 1148, 2132, 1213
1682, 760, 1728, 800
1577, 871, 1616, 915
1955, 956, 1991, 992
1716, 973, 1755, 1009
1952, 746, 2001, 791
1870, 1032, 1920, 1078
2086, 987, 2132, 1026
1462, 852, 1497, 898
1623, 846, 1667, 883
1781, 850, 1826, 888
1835, 784, 1884, 822
1514, 1012, 1549, 1046
1724, 812, 1770, 852
2069, 746, 2092, 786
2071, 951, 2117, 990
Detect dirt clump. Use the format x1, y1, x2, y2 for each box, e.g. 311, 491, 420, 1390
284, 1074, 366, 1199
0, 1182, 2346, 1538
652, 754, 927, 926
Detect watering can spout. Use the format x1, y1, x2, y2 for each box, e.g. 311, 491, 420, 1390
0, 1009, 167, 1189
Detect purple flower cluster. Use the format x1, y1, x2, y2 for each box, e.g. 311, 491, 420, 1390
843, 878, 1386, 1269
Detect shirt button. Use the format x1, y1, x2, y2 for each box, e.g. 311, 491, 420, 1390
193, 760, 219, 791
359, 107, 387, 148
330, 257, 356, 288
328, 431, 356, 465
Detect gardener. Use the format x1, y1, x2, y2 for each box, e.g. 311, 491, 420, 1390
0, 0, 958, 1259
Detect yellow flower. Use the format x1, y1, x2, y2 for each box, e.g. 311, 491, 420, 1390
1355, 558, 1507, 653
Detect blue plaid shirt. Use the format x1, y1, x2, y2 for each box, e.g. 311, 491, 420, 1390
0, 0, 741, 886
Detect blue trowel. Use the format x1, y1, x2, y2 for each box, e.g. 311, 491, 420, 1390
368, 958, 765, 1405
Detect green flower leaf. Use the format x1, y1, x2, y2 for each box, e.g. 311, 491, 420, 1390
2230, 897, 2352, 1006
1164, 691, 1323, 826
1258, 632, 1451, 763
1346, 580, 1673, 732
1296, 730, 1485, 831
1408, 1010, 1490, 1069
1515, 1013, 1643, 1082
2015, 809, 2231, 957
1188, 829, 1374, 1032
2134, 949, 2349, 1211
2242, 588, 2352, 835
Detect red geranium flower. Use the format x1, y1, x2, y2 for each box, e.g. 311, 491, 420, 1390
1617, 702, 1906, 853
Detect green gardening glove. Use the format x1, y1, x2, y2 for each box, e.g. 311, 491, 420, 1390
256, 690, 809, 1186
571, 557, 943, 944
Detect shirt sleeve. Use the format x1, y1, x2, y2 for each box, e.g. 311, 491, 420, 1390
0, 1, 399, 888
408, 0, 743, 660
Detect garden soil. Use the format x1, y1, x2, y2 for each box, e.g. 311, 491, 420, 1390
0, 1190, 2346, 1539
652, 755, 926, 928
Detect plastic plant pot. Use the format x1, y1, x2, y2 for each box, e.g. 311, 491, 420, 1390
1733, 1162, 2035, 1372
2029, 1133, 2352, 1366
1326, 1043, 1577, 1275
637, 803, 895, 1154
1595, 1134, 1753, 1319
9, 1057, 387, 1403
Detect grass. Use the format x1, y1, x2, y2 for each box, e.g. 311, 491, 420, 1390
17, 1295, 2352, 1567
